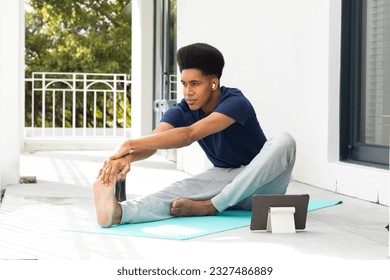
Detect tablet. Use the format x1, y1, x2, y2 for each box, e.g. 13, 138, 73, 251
250, 194, 310, 231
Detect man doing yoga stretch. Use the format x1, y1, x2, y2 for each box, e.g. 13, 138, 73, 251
93, 42, 296, 227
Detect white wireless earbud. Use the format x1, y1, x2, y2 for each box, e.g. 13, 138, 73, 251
212, 83, 216, 89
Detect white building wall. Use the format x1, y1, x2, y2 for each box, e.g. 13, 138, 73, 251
176, 0, 389, 205
0, 0, 23, 187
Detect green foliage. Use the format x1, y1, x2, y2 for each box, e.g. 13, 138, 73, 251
25, 0, 132, 129
25, 0, 131, 75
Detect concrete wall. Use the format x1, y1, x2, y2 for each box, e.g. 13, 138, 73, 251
176, 0, 389, 205
0, 0, 23, 187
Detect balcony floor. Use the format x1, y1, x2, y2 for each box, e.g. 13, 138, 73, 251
0, 151, 388, 264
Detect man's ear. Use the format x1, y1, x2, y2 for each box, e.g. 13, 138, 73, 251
212, 78, 219, 89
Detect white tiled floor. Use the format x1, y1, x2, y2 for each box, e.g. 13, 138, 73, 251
0, 151, 388, 262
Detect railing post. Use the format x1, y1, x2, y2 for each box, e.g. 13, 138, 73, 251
113, 74, 117, 137
31, 73, 35, 137
62, 89, 66, 136
103, 90, 107, 137
52, 90, 55, 136
83, 73, 87, 136
72, 73, 76, 136
123, 75, 128, 137
93, 90, 97, 137
42, 73, 46, 136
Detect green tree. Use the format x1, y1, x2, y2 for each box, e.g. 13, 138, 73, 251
26, 0, 131, 74
25, 0, 132, 129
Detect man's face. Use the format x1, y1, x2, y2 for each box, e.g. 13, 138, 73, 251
180, 69, 218, 114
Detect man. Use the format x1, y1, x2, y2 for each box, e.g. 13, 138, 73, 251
93, 43, 296, 227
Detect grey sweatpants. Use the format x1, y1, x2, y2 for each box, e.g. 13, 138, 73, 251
120, 132, 296, 224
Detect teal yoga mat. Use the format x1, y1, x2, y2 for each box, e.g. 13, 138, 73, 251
65, 199, 342, 240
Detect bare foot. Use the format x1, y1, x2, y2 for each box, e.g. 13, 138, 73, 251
92, 180, 122, 227
171, 198, 217, 217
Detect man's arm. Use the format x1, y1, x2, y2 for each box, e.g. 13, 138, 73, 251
110, 112, 235, 160
98, 122, 175, 185
125, 122, 175, 162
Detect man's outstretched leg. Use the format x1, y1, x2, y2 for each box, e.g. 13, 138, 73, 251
93, 179, 122, 227
118, 167, 238, 224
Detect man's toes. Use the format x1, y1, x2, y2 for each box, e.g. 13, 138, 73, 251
171, 198, 185, 216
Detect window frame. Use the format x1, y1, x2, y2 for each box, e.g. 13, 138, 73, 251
339, 0, 389, 168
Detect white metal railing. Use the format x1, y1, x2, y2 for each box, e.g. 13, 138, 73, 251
25, 72, 131, 139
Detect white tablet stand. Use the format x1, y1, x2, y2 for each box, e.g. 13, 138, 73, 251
266, 207, 296, 233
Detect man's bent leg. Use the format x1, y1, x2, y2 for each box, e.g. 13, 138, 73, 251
211, 132, 296, 212
93, 179, 123, 227
171, 197, 217, 217
228, 160, 295, 210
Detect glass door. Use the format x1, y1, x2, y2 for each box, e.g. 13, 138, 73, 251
153, 0, 177, 160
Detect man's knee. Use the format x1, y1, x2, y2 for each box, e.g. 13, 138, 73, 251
271, 132, 296, 154
269, 132, 296, 168
276, 132, 295, 146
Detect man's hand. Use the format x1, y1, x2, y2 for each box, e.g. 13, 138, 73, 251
98, 154, 131, 186
109, 140, 132, 161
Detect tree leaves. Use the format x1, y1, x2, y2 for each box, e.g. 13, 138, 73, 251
25, 0, 131, 75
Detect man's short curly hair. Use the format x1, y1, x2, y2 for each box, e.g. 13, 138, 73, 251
176, 43, 225, 78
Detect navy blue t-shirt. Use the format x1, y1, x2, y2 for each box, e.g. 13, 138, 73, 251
160, 86, 267, 168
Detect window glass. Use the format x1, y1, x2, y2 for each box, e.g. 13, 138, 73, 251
360, 0, 390, 146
